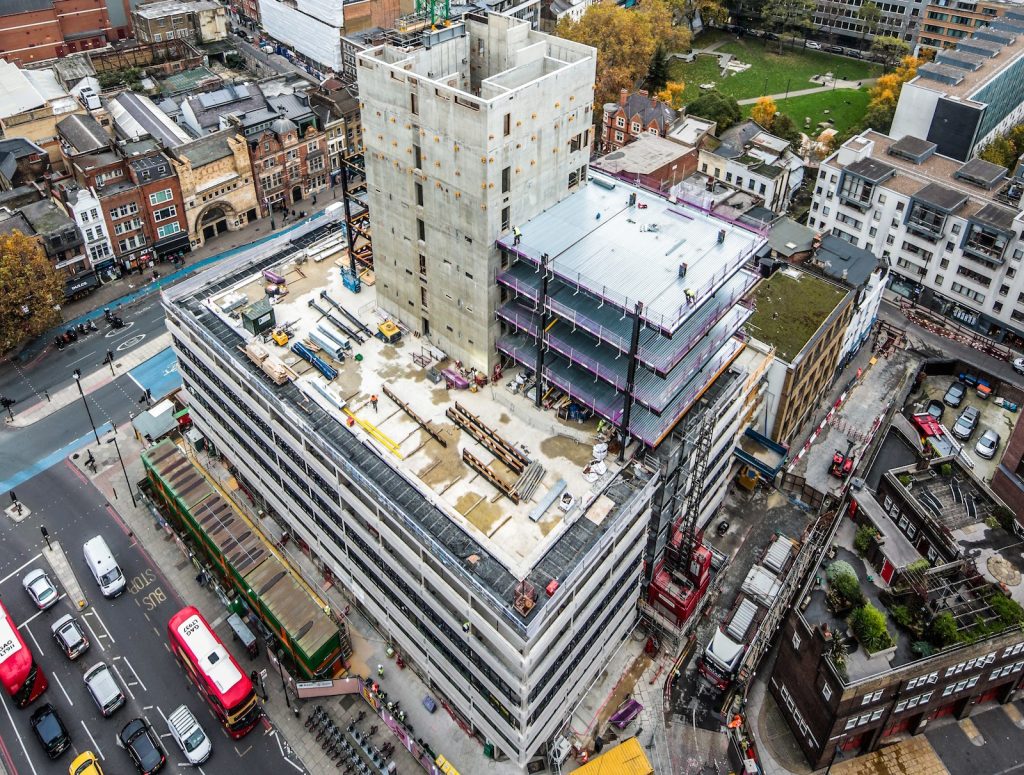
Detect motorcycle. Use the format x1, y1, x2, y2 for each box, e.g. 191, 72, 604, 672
65, 328, 78, 342
54, 336, 65, 351
110, 316, 125, 329
88, 320, 98, 332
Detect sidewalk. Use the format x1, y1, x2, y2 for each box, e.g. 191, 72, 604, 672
736, 78, 876, 105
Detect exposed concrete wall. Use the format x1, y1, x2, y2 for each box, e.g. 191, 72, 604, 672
359, 14, 595, 370
889, 82, 941, 143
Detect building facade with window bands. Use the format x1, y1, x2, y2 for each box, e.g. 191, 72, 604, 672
919, 0, 1016, 51
358, 13, 596, 371
770, 456, 1024, 769
809, 130, 1024, 345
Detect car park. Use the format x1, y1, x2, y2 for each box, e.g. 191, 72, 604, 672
952, 406, 980, 440
69, 751, 104, 775
167, 705, 212, 765
84, 662, 126, 717
30, 703, 71, 760
943, 381, 967, 407
23, 569, 59, 610
51, 614, 89, 660
120, 718, 166, 775
976, 428, 1001, 459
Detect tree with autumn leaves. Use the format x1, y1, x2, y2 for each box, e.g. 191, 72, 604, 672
0, 230, 63, 354
863, 55, 924, 133
556, 0, 690, 108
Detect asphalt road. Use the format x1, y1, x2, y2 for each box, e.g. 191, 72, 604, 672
0, 298, 168, 409
0, 462, 305, 775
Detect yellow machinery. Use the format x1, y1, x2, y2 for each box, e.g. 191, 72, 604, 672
377, 320, 401, 344
271, 329, 289, 346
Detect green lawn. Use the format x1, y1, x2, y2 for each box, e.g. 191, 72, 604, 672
741, 88, 872, 136
669, 35, 881, 104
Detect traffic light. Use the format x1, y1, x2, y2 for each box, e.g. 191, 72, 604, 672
0, 396, 14, 408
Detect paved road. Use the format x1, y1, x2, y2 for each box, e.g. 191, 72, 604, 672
926, 701, 1024, 775
0, 298, 168, 411
0, 463, 304, 775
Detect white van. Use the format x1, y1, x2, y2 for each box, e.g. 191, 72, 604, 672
167, 704, 211, 765
82, 536, 126, 598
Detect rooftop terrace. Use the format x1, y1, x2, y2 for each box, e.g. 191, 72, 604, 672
744, 268, 848, 363
166, 216, 661, 631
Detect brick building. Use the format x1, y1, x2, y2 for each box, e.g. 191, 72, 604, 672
990, 416, 1024, 524
57, 113, 189, 273
770, 457, 1024, 769
919, 0, 1015, 50
600, 89, 677, 154
0, 0, 113, 65
247, 117, 327, 214
131, 0, 227, 45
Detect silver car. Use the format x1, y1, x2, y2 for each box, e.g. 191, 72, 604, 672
976, 428, 1001, 459
22, 569, 58, 611
51, 615, 89, 660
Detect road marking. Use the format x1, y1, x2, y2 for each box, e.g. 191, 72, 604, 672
80, 720, 104, 759
51, 671, 73, 706
69, 351, 95, 365
234, 745, 252, 757
123, 656, 148, 691
0, 552, 43, 585
105, 505, 133, 537
80, 613, 106, 652
0, 421, 113, 493
111, 661, 135, 700
17, 595, 66, 631
89, 608, 115, 643
0, 686, 38, 775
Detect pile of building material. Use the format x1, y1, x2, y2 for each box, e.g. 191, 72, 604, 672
242, 341, 297, 385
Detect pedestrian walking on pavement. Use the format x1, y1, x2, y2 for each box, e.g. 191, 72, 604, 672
370, 394, 378, 412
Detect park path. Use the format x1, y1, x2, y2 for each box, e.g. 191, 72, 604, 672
737, 77, 877, 104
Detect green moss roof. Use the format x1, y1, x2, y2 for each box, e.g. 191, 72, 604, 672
745, 271, 847, 362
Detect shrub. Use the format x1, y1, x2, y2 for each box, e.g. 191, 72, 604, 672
829, 566, 865, 608
850, 603, 894, 653
889, 604, 912, 629
991, 505, 1017, 533
927, 611, 959, 647
990, 593, 1024, 628
854, 524, 879, 555
827, 560, 857, 584
897, 474, 911, 486
906, 558, 930, 574
939, 462, 953, 477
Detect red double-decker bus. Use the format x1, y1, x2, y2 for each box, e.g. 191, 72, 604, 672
0, 599, 47, 708
167, 607, 260, 738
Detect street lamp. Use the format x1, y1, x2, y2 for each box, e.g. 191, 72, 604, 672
106, 427, 137, 508
276, 648, 291, 708
73, 369, 100, 444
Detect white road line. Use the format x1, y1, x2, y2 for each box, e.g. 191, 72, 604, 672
51, 671, 73, 706
89, 608, 115, 643
80, 720, 104, 759
0, 688, 38, 775
21, 621, 43, 654
80, 613, 106, 652
123, 656, 148, 691
111, 662, 135, 700
155, 705, 169, 724
198, 767, 208, 775
17, 595, 66, 630
0, 552, 42, 585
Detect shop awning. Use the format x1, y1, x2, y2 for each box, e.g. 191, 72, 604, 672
153, 231, 191, 257
64, 272, 99, 298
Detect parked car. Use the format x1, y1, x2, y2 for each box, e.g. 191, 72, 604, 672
166, 705, 211, 765
69, 751, 104, 775
51, 615, 89, 660
806, 40, 822, 49
827, 44, 845, 53
926, 399, 944, 422
943, 381, 967, 407
1012, 357, 1024, 375
763, 31, 779, 40
30, 703, 71, 759
952, 406, 980, 440
120, 718, 166, 775
23, 569, 59, 610
976, 428, 1001, 459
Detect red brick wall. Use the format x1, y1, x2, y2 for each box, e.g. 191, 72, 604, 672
0, 0, 110, 64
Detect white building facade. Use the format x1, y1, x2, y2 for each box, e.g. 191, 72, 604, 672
810, 130, 1024, 343
66, 187, 115, 276
257, 0, 346, 71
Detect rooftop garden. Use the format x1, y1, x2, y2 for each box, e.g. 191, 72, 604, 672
744, 271, 848, 362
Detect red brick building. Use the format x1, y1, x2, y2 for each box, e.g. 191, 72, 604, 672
990, 416, 1024, 527
600, 89, 678, 154
247, 117, 327, 215
0, 0, 113, 65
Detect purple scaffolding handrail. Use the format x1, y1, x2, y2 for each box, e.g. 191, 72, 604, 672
545, 333, 628, 392
546, 296, 632, 352
545, 369, 624, 424
634, 328, 734, 411
497, 305, 540, 337
496, 270, 540, 301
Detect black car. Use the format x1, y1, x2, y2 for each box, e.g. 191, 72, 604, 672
120, 718, 166, 774
926, 399, 944, 422
30, 703, 71, 759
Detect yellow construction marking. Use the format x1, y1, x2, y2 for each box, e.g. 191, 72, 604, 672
343, 408, 404, 459
544, 317, 559, 332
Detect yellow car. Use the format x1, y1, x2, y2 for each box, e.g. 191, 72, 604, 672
69, 751, 103, 775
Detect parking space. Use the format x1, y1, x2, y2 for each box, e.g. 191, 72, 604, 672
909, 373, 1021, 482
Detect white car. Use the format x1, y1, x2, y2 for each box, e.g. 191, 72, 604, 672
976, 428, 1001, 459
22, 569, 58, 610
806, 40, 822, 49
1013, 357, 1024, 375
167, 704, 211, 765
